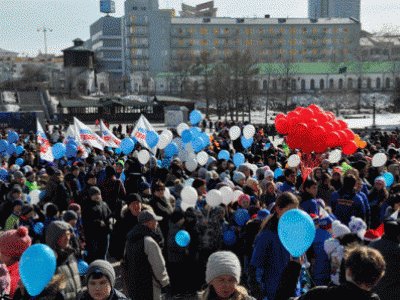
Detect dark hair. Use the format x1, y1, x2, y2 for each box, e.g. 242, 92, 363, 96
303, 179, 317, 190
88, 271, 106, 281
152, 182, 165, 192
46, 203, 59, 217
283, 168, 294, 178
345, 246, 386, 288
340, 175, 356, 198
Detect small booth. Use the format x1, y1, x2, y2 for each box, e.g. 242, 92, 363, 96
164, 106, 189, 127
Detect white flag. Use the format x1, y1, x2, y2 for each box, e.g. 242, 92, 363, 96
36, 120, 54, 162
131, 115, 157, 152
74, 117, 106, 150
63, 125, 88, 159
100, 120, 121, 148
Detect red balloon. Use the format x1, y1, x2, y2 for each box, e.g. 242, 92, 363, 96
337, 130, 348, 145
343, 129, 355, 141
337, 120, 348, 130
326, 131, 341, 148
324, 122, 335, 132
275, 118, 289, 135
314, 112, 329, 123
287, 111, 301, 134
275, 114, 286, 123
286, 134, 303, 149
306, 118, 318, 127
331, 121, 341, 131
308, 104, 322, 114
325, 111, 336, 121
314, 141, 328, 153
342, 141, 357, 155
301, 142, 314, 154
293, 123, 309, 139
300, 108, 315, 122
295, 107, 304, 113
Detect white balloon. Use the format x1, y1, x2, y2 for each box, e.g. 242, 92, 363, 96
177, 123, 190, 136
372, 153, 387, 167
233, 190, 244, 202
181, 201, 195, 212
220, 186, 233, 205
138, 150, 150, 164
206, 189, 223, 207
243, 124, 256, 139
197, 151, 209, 166
288, 154, 301, 167
328, 150, 342, 164
229, 126, 241, 141
185, 158, 198, 172
29, 189, 41, 205
164, 187, 171, 200
181, 186, 198, 205
158, 130, 173, 149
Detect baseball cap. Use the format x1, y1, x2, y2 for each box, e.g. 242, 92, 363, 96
138, 210, 163, 224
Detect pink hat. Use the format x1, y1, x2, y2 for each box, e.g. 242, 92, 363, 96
238, 194, 251, 207
0, 227, 32, 259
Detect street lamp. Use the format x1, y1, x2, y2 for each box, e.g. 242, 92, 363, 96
37, 27, 53, 55
372, 96, 376, 128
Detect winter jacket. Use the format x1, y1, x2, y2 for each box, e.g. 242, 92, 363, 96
79, 289, 129, 300
329, 191, 366, 225
278, 181, 297, 194
300, 192, 319, 215
149, 196, 174, 239
6, 261, 18, 297
167, 221, 188, 263
99, 177, 126, 215
81, 199, 112, 238
124, 172, 146, 196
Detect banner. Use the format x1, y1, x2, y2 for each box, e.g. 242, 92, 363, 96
63, 125, 88, 159
100, 120, 121, 148
36, 119, 54, 162
74, 117, 107, 150
131, 114, 157, 151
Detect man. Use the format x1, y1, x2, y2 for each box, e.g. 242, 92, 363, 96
122, 210, 171, 300
79, 173, 97, 207
278, 168, 297, 194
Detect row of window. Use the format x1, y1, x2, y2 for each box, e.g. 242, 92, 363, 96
66, 106, 154, 114
131, 60, 149, 67
175, 38, 349, 45
173, 27, 349, 35
173, 48, 348, 56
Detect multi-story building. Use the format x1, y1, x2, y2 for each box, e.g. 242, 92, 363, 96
309, 0, 360, 20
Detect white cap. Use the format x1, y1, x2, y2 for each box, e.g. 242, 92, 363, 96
206, 251, 241, 284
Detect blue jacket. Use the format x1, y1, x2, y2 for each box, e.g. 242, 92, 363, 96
300, 193, 319, 215
329, 191, 366, 225
312, 228, 332, 286
279, 181, 297, 194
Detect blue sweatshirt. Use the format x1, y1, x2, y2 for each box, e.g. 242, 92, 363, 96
329, 191, 366, 225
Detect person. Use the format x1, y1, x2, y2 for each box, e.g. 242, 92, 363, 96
13, 273, 67, 300
248, 192, 300, 300
41, 168, 71, 212
122, 210, 171, 300
4, 199, 23, 231
79, 260, 129, 300
149, 182, 174, 240
299, 179, 319, 215
278, 169, 297, 194
199, 251, 255, 300
368, 177, 389, 229
99, 166, 126, 219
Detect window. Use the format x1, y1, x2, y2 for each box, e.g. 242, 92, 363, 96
189, 50, 194, 55
312, 49, 317, 55
333, 49, 338, 54
302, 49, 307, 55
348, 78, 353, 89
235, 39, 240, 44
259, 39, 263, 45
279, 39, 284, 44
179, 50, 184, 55
303, 39, 307, 44
259, 29, 263, 34
312, 39, 317, 44
214, 28, 218, 34
313, 28, 318, 34
323, 39, 328, 44
141, 7, 146, 10
358, 78, 362, 89
224, 39, 229, 45
367, 78, 372, 89
323, 49, 328, 54
329, 79, 334, 89
200, 28, 208, 34
272, 80, 277, 90
310, 79, 315, 90
130, 15, 135, 22
224, 28, 230, 34
320, 79, 324, 89
333, 39, 338, 44
245, 28, 253, 34
338, 79, 343, 89
291, 80, 296, 90
301, 79, 306, 90
302, 28, 307, 34
289, 49, 298, 55
279, 49, 284, 55
333, 28, 338, 34
376, 77, 381, 88
269, 28, 274, 34
189, 39, 194, 44
343, 39, 348, 44
131, 60, 136, 66
289, 39, 297, 45
133, 6, 137, 10
178, 39, 183, 45
343, 49, 348, 54
280, 28, 284, 34
214, 39, 219, 45
214, 50, 218, 55
290, 28, 297, 34
200, 39, 208, 45
131, 49, 136, 55
189, 28, 194, 33
131, 38, 136, 44
263, 80, 268, 90
323, 28, 328, 34
224, 49, 230, 55
343, 28, 348, 33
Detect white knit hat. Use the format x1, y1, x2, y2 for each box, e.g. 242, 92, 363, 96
348, 216, 367, 240
206, 251, 241, 284
332, 220, 351, 238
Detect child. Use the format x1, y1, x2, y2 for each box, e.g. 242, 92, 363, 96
79, 260, 129, 300
300, 179, 319, 215
43, 203, 60, 230
68, 203, 86, 251
4, 199, 23, 231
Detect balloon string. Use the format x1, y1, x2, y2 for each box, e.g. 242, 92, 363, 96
299, 153, 323, 181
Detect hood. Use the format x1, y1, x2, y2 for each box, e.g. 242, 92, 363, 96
388, 163, 400, 176
45, 220, 72, 252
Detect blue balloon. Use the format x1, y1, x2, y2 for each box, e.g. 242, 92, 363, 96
121, 172, 126, 182
200, 132, 210, 148
274, 168, 283, 179
241, 136, 253, 149
66, 144, 78, 159
223, 230, 237, 246
157, 160, 162, 166
181, 129, 193, 144
7, 131, 18, 144
278, 209, 316, 258
77, 259, 89, 275
39, 190, 46, 200
189, 110, 202, 125
115, 148, 121, 154
52, 143, 66, 160
121, 138, 135, 155
161, 158, 171, 168
66, 139, 78, 147
15, 158, 24, 167
218, 150, 230, 160
146, 131, 159, 148
235, 209, 250, 226
33, 222, 44, 235
7, 143, 16, 156
16, 145, 25, 155
165, 142, 178, 157
264, 143, 271, 150
233, 153, 245, 167
19, 244, 56, 296
191, 138, 203, 153
0, 169, 8, 181
0, 140, 8, 153
190, 127, 201, 138
175, 230, 191, 247
382, 173, 394, 187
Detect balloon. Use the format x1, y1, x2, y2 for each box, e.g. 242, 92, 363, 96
138, 150, 150, 164
372, 153, 387, 167
382, 172, 394, 187
181, 129, 193, 144
278, 209, 316, 257
206, 189, 223, 207
180, 201, 195, 212
191, 138, 203, 153
343, 129, 355, 141
328, 149, 342, 164
301, 108, 314, 120
29, 189, 42, 205
181, 186, 198, 205
200, 132, 210, 149
7, 143, 16, 156
274, 168, 283, 179
223, 230, 236, 246
177, 123, 190, 136
175, 230, 191, 247
264, 143, 270, 150
197, 151, 209, 166
0, 169, 8, 181
287, 154, 301, 168
15, 158, 24, 166
16, 145, 25, 155
185, 158, 198, 172
146, 131, 159, 148
0, 140, 8, 154
326, 131, 341, 148
66, 144, 78, 159
158, 130, 173, 149
218, 150, 230, 161
229, 126, 241, 140
233, 190, 244, 202
190, 127, 201, 138
77, 259, 89, 275
121, 138, 135, 155
7, 131, 18, 144
233, 153, 245, 167
165, 142, 179, 157
189, 110, 202, 125
115, 148, 121, 154
243, 124, 256, 139
66, 139, 78, 147
275, 118, 289, 135
52, 143, 66, 160
19, 244, 56, 296
359, 141, 367, 149
342, 141, 357, 155
220, 186, 234, 205
33, 222, 44, 235
241, 136, 253, 149
235, 209, 250, 226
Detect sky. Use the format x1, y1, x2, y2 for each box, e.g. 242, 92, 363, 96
1, 0, 400, 57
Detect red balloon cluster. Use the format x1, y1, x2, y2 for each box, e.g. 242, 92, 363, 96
275, 105, 357, 155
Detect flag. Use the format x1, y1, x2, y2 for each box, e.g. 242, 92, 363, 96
63, 125, 89, 159
339, 66, 347, 74
37, 119, 54, 162
130, 114, 157, 151
100, 120, 121, 148
74, 117, 106, 150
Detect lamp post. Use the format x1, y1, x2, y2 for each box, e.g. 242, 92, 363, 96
372, 96, 376, 128
37, 27, 53, 55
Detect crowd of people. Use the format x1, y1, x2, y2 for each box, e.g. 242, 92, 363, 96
0, 116, 398, 300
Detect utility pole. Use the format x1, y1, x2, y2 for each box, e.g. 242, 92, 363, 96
37, 27, 53, 55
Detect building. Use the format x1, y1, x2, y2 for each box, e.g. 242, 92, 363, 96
309, 0, 360, 20
0, 48, 19, 60
359, 31, 400, 62
180, 1, 217, 18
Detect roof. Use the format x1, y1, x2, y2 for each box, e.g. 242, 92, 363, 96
171, 17, 357, 26
0, 48, 18, 55
59, 98, 150, 108
155, 95, 196, 103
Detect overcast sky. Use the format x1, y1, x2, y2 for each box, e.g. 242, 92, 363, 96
1, 0, 399, 56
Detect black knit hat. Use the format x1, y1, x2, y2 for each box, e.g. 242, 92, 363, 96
88, 186, 101, 197
125, 193, 142, 205
63, 210, 78, 222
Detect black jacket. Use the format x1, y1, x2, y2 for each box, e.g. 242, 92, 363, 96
81, 199, 112, 238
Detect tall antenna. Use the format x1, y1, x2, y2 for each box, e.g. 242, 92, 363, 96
37, 27, 53, 55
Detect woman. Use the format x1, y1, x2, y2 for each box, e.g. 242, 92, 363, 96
368, 177, 389, 229
299, 179, 319, 215
199, 251, 255, 300
317, 173, 335, 205
260, 181, 278, 208
330, 169, 343, 191
248, 192, 300, 300
41, 168, 71, 212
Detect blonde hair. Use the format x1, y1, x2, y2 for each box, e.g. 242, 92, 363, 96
200, 285, 249, 300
